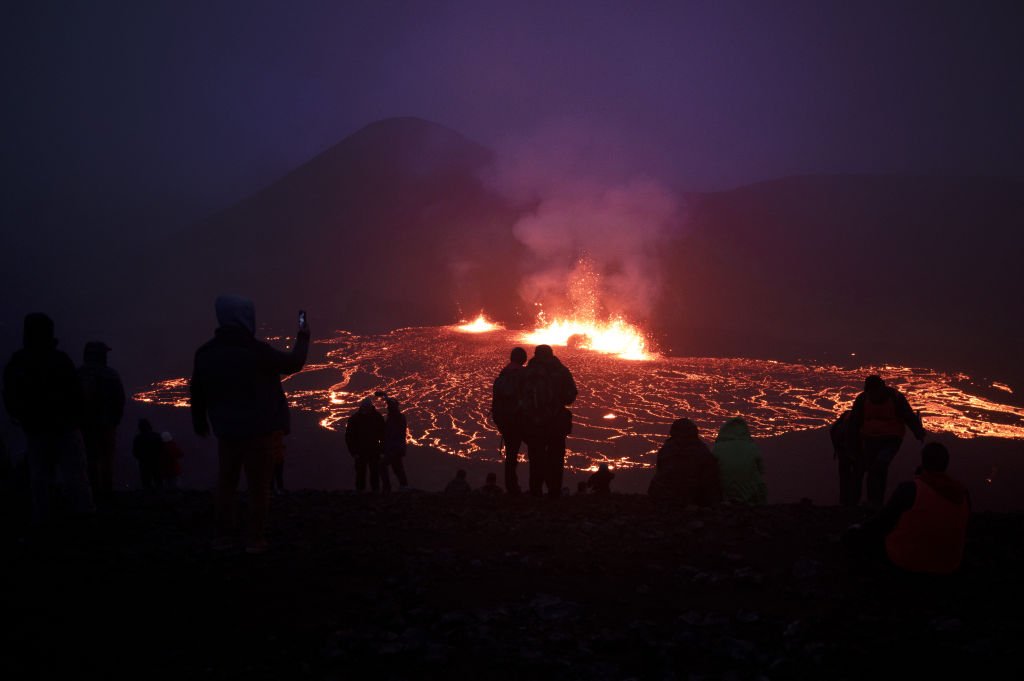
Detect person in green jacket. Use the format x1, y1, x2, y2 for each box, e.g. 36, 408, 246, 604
712, 416, 767, 504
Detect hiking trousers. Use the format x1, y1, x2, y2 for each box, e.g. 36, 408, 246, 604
82, 426, 117, 504
27, 430, 94, 524
499, 427, 522, 495
217, 432, 281, 545
525, 432, 566, 497
354, 454, 381, 492
858, 437, 901, 507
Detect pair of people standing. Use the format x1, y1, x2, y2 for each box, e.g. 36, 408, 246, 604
344, 394, 408, 492
491, 345, 577, 498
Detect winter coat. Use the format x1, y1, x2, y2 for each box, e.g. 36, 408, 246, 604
648, 435, 722, 506
3, 316, 83, 435
383, 411, 408, 460
190, 325, 309, 439
712, 418, 766, 505
345, 407, 385, 458
848, 387, 924, 444
78, 360, 126, 429
491, 362, 525, 432
518, 354, 577, 438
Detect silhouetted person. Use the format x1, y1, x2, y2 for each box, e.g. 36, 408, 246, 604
345, 398, 385, 492
160, 431, 184, 490
133, 419, 164, 490
479, 472, 503, 496
847, 375, 926, 507
190, 295, 310, 554
3, 313, 93, 523
445, 469, 471, 495
845, 442, 969, 574
519, 345, 577, 498
78, 341, 126, 504
713, 417, 766, 505
648, 418, 722, 506
491, 347, 527, 495
587, 463, 615, 496
830, 409, 857, 506
381, 397, 409, 493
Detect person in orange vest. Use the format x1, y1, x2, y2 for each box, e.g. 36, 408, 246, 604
847, 442, 970, 575
846, 375, 925, 507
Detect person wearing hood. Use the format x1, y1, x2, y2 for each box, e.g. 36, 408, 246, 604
846, 375, 926, 508
345, 397, 385, 492
380, 396, 409, 493
518, 345, 578, 498
712, 416, 766, 505
648, 418, 722, 506
3, 313, 93, 523
78, 340, 126, 504
190, 296, 310, 554
847, 442, 970, 575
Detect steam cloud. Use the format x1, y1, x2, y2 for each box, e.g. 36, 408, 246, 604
487, 122, 683, 322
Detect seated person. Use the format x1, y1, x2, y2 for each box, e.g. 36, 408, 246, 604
587, 463, 615, 496
712, 417, 766, 505
479, 472, 504, 496
846, 442, 970, 575
444, 469, 472, 496
648, 418, 722, 506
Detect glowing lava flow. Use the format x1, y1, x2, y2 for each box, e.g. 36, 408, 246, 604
521, 315, 653, 360
133, 325, 1024, 474
456, 314, 502, 333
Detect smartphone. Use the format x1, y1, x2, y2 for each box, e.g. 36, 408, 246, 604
298, 310, 307, 328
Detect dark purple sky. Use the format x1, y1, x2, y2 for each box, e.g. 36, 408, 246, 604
2, 0, 1022, 238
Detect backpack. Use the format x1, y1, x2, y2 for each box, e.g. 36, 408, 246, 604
518, 364, 563, 434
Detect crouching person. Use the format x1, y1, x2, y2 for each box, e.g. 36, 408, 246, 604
845, 442, 969, 575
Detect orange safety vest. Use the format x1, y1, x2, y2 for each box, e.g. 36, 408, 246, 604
885, 476, 970, 574
861, 394, 905, 439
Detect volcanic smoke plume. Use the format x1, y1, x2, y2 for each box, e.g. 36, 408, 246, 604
486, 123, 683, 324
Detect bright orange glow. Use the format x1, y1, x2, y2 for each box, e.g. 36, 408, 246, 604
521, 315, 653, 360
603, 413, 617, 419
456, 314, 502, 333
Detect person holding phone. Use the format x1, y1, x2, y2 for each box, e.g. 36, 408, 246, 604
190, 296, 310, 554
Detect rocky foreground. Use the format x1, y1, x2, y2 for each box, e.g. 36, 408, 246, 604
3, 491, 1021, 680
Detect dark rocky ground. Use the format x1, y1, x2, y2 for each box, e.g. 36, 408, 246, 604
2, 490, 1021, 680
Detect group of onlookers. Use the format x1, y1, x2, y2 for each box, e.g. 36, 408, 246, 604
3, 299, 972, 574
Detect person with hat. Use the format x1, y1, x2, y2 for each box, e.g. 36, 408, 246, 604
78, 340, 126, 504
3, 313, 93, 524
846, 375, 926, 507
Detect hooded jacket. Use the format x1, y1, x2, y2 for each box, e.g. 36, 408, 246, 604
648, 420, 722, 505
190, 297, 309, 439
712, 417, 767, 505
3, 313, 83, 435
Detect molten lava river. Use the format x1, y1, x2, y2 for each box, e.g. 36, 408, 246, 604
135, 322, 1024, 472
